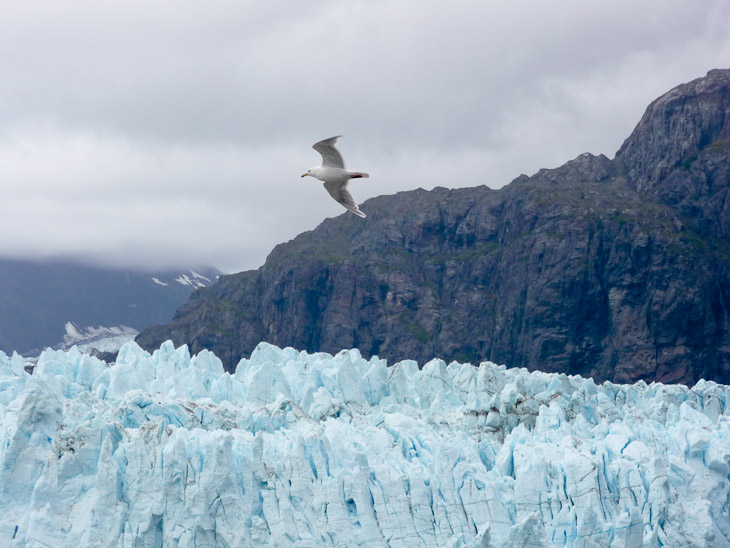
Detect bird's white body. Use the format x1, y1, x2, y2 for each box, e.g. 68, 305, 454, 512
306, 166, 354, 183
302, 136, 369, 218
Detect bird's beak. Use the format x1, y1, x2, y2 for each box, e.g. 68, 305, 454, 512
301, 173, 308, 178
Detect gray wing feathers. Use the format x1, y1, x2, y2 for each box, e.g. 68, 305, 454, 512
313, 136, 345, 168
323, 181, 367, 218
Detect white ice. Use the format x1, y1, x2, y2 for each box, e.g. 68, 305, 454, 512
1, 341, 729, 547
61, 322, 139, 353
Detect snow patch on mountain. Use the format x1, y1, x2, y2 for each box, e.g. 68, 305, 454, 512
175, 273, 207, 288
0, 342, 728, 547
190, 270, 214, 284
155, 269, 217, 289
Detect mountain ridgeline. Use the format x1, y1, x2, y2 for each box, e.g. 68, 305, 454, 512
0, 260, 220, 356
137, 69, 730, 385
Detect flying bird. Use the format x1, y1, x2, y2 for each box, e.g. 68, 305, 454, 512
301, 136, 369, 218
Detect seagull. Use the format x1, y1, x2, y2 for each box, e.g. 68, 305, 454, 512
301, 136, 369, 218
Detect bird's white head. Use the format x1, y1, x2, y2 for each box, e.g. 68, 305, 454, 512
301, 167, 323, 179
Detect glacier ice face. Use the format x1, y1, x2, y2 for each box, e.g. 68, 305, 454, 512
61, 322, 139, 353
1, 341, 729, 547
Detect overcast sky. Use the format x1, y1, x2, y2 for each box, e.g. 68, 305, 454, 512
1, 1, 729, 273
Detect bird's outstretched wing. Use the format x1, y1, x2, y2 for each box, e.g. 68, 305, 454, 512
323, 180, 366, 218
313, 136, 345, 168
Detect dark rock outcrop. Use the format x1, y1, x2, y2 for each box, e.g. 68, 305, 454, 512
137, 69, 730, 385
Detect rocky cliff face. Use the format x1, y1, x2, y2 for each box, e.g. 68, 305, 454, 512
137, 69, 730, 385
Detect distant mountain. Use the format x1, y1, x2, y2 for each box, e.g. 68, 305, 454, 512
137, 69, 730, 385
0, 259, 220, 355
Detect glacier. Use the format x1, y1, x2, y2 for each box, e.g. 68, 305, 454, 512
60, 323, 139, 353
0, 342, 729, 547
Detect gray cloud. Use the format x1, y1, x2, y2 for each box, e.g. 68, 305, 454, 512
1, 1, 729, 272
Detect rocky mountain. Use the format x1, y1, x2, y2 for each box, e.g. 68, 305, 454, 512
137, 69, 730, 385
0, 259, 219, 355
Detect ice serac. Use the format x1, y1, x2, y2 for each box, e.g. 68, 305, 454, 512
1, 342, 729, 547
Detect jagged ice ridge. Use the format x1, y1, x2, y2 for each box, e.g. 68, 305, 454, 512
1, 342, 729, 547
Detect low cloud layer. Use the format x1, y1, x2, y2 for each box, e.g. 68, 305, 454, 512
1, 1, 729, 272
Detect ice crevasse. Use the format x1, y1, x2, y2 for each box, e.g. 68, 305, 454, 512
0, 341, 729, 547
